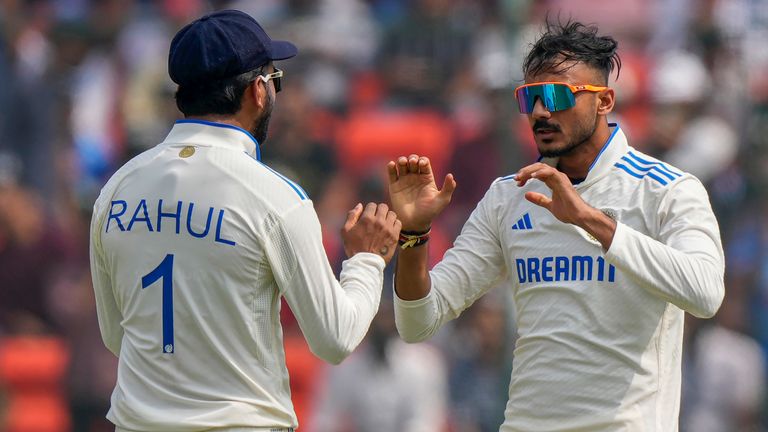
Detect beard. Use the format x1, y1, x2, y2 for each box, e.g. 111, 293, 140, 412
537, 111, 599, 158
251, 88, 275, 145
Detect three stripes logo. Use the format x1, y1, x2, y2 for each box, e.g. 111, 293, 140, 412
613, 151, 682, 186
512, 213, 533, 230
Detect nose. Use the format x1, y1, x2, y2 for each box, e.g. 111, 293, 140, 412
531, 97, 551, 120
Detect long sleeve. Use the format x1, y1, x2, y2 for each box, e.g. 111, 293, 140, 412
266, 201, 385, 364
605, 176, 725, 318
90, 203, 124, 356
395, 188, 507, 342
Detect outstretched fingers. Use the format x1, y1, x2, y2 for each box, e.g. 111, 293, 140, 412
516, 162, 569, 192
406, 154, 420, 173
525, 191, 552, 210
439, 173, 457, 204
417, 156, 431, 175
396, 154, 433, 174
387, 161, 399, 184
343, 203, 363, 232
516, 162, 552, 186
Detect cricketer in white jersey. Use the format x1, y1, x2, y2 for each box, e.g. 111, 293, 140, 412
90, 120, 392, 431
394, 124, 724, 431
90, 9, 401, 432
388, 21, 724, 432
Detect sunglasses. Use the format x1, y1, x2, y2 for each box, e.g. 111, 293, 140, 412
514, 82, 608, 114
258, 68, 283, 93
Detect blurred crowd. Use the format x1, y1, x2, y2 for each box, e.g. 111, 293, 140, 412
0, 0, 767, 431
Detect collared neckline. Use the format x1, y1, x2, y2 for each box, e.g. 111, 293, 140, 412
540, 123, 626, 189
165, 119, 261, 161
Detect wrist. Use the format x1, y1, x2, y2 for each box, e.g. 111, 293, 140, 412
578, 207, 617, 249
575, 206, 604, 229
401, 223, 432, 232
399, 227, 431, 249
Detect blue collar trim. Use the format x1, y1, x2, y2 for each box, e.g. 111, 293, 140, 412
175, 119, 261, 161
587, 122, 620, 172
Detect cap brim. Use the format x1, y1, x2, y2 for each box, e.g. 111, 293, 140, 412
271, 40, 298, 60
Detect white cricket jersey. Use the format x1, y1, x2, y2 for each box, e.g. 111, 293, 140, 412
90, 120, 385, 431
394, 125, 725, 431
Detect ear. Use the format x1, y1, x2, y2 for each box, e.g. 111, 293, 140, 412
597, 88, 615, 115
249, 78, 266, 111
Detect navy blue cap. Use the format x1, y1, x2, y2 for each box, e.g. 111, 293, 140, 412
168, 10, 297, 86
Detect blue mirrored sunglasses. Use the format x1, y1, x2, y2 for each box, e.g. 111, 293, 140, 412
514, 82, 607, 114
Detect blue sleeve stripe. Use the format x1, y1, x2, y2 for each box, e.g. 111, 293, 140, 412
241, 151, 307, 199
615, 162, 668, 185
626, 152, 682, 177
262, 164, 308, 200
614, 162, 645, 179
645, 170, 669, 185
620, 156, 677, 181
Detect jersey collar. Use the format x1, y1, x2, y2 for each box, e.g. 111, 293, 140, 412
540, 123, 627, 189
163, 119, 261, 161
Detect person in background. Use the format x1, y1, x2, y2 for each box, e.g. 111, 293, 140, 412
310, 298, 448, 432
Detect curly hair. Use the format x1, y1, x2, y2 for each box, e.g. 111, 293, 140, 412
523, 19, 621, 84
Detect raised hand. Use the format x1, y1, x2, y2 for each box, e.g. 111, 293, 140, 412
341, 202, 402, 263
514, 162, 591, 225
387, 154, 456, 231
515, 162, 616, 248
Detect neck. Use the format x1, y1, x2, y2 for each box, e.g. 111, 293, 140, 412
186, 114, 249, 131
556, 120, 612, 180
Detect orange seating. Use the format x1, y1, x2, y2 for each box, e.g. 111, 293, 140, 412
335, 109, 454, 180
0, 336, 71, 432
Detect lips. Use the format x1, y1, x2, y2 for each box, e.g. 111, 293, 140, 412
535, 128, 559, 135
532, 120, 561, 135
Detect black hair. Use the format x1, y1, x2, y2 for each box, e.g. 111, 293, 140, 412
175, 68, 262, 117
523, 19, 621, 84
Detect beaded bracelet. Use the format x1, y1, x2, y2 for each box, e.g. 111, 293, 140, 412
398, 227, 431, 250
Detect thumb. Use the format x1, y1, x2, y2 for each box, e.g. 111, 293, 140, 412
525, 191, 552, 209
439, 173, 457, 203
344, 203, 363, 230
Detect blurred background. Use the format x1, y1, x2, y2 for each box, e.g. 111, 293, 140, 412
0, 0, 767, 431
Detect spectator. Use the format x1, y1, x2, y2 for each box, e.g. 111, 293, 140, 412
311, 299, 448, 432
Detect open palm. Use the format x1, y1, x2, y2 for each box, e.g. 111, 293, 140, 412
387, 155, 456, 230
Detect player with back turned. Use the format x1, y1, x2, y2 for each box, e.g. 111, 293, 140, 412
89, 10, 401, 432
387, 20, 725, 431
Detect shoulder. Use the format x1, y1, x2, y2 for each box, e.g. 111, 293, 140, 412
222, 152, 311, 210
488, 173, 525, 195
484, 172, 540, 205
611, 148, 693, 190
609, 149, 714, 222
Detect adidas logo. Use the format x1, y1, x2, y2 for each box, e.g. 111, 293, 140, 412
512, 213, 533, 230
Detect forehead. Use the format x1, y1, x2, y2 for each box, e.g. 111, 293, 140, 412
525, 60, 602, 85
